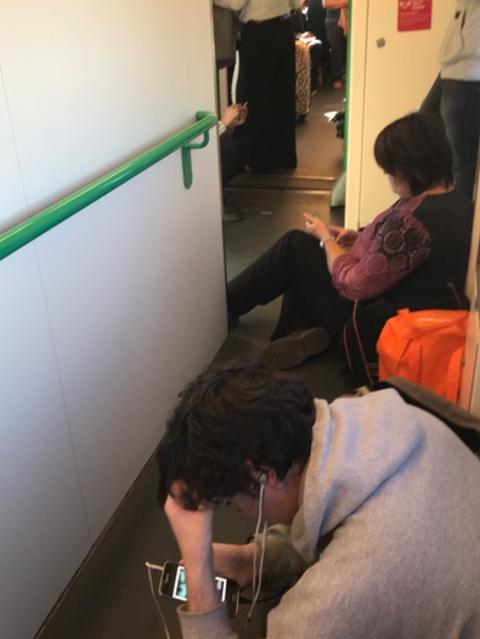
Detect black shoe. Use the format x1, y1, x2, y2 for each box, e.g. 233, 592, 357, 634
260, 327, 331, 370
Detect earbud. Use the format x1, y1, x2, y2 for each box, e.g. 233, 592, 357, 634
259, 473, 267, 486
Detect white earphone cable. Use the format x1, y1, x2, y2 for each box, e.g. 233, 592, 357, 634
247, 479, 267, 622
145, 562, 172, 639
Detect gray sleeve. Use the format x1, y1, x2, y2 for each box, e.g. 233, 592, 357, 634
176, 527, 308, 639
178, 603, 238, 639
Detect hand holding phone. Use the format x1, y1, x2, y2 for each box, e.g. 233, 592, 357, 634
159, 561, 240, 617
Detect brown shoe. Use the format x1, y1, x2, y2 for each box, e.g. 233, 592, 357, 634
260, 327, 331, 370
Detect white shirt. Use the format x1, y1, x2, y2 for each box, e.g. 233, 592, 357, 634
213, 0, 301, 24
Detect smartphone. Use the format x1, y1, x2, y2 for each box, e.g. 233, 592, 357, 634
159, 561, 240, 616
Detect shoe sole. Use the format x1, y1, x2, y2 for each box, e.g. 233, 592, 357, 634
260, 327, 331, 371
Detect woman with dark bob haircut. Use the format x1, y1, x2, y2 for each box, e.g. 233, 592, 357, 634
227, 112, 473, 378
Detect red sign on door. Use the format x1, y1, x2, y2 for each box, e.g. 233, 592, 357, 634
398, 0, 432, 32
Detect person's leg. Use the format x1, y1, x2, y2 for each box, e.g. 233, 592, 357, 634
420, 74, 443, 114
227, 230, 305, 317
220, 133, 240, 189
325, 18, 345, 85
240, 23, 276, 172
220, 132, 246, 222
227, 230, 352, 335
271, 20, 297, 168
220, 130, 250, 188
440, 79, 480, 200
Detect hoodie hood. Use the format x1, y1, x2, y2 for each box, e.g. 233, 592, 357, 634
290, 389, 424, 562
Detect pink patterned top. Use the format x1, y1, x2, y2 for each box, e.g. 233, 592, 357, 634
332, 196, 432, 301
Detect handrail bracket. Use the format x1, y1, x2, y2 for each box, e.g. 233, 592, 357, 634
181, 130, 210, 190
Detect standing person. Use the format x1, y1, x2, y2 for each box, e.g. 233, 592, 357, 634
421, 0, 480, 200
306, 0, 330, 86
213, 0, 301, 173
157, 364, 480, 639
322, 0, 347, 88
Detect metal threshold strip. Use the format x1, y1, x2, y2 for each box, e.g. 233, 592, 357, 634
227, 173, 338, 193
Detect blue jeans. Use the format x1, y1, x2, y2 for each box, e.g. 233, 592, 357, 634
421, 75, 480, 200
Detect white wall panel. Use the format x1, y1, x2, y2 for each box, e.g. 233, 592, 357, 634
0, 248, 90, 639
0, 0, 224, 636
36, 146, 225, 539
0, 0, 217, 219
0, 70, 27, 230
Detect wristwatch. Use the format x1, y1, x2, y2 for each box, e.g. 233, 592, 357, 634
319, 235, 336, 249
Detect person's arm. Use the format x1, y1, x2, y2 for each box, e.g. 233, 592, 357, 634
164, 492, 219, 615
303, 213, 347, 274
213, 523, 308, 594
164, 490, 239, 639
331, 208, 432, 301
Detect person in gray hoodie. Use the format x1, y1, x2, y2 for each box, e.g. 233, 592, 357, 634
421, 0, 480, 200
156, 364, 480, 639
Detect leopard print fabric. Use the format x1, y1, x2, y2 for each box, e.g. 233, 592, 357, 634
295, 40, 311, 118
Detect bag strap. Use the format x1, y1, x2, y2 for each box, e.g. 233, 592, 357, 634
351, 301, 374, 387
374, 376, 480, 455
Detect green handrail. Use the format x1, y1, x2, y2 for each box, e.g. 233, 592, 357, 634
0, 110, 218, 261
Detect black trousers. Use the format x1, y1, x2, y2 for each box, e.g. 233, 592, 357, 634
238, 18, 297, 172
227, 230, 353, 340
220, 130, 251, 188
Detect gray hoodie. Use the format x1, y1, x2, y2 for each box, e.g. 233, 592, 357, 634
439, 0, 480, 81
178, 389, 480, 639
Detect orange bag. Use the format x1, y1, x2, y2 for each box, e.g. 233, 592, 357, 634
377, 308, 468, 402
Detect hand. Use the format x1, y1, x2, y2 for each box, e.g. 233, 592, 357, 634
237, 102, 248, 126
303, 212, 330, 241
164, 482, 214, 565
329, 225, 359, 249
221, 103, 247, 129
212, 542, 256, 590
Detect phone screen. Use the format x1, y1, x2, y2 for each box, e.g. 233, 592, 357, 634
172, 565, 227, 602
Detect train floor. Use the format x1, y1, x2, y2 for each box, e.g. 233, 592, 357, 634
37, 87, 353, 639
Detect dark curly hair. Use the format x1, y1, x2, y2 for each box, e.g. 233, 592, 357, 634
374, 112, 453, 196
156, 364, 315, 510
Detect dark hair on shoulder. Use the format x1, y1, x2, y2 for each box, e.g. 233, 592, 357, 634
374, 112, 453, 196
156, 363, 316, 509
